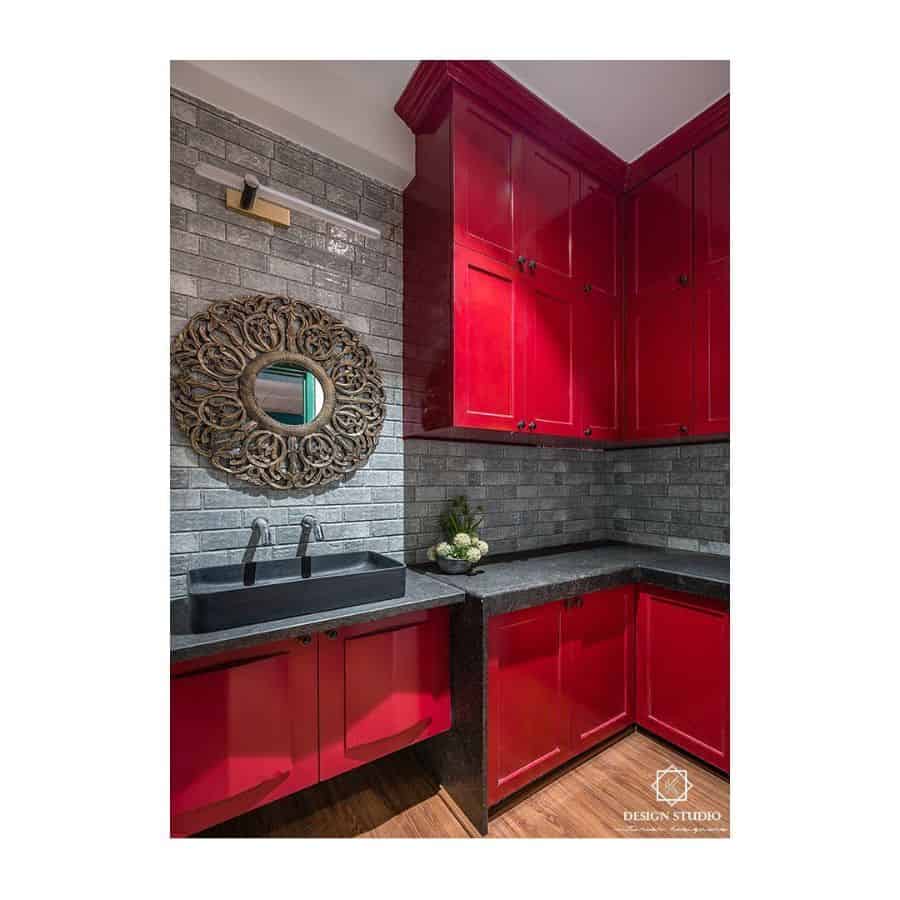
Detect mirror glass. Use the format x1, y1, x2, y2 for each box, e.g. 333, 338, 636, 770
254, 361, 324, 426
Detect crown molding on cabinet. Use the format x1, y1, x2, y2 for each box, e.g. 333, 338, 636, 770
625, 94, 730, 191
395, 60, 629, 192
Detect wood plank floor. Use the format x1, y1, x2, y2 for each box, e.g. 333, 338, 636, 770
199, 731, 729, 838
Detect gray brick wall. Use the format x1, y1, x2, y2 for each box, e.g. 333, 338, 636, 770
595, 443, 730, 553
170, 89, 728, 599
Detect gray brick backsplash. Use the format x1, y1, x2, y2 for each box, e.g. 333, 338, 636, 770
169, 90, 729, 599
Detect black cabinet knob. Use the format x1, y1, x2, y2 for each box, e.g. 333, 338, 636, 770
527, 421, 537, 431
584, 427, 593, 437
583, 283, 592, 294
517, 420, 526, 430
528, 259, 537, 273
679, 424, 688, 434
297, 634, 311, 645
678, 273, 689, 287
325, 629, 338, 640
517, 255, 527, 271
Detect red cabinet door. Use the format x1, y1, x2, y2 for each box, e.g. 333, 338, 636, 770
693, 128, 730, 435
488, 601, 566, 804
563, 588, 635, 755
624, 154, 694, 440
170, 638, 318, 836
453, 246, 526, 432
576, 175, 622, 441
318, 608, 451, 782
524, 274, 579, 437
636, 587, 729, 772
517, 136, 578, 283
452, 93, 518, 266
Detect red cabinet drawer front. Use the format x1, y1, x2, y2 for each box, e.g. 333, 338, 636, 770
171, 653, 293, 826
636, 588, 729, 771
319, 608, 451, 782
488, 602, 566, 804
564, 588, 634, 753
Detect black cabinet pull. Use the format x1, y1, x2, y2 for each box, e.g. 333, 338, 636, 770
528, 259, 537, 273
325, 629, 338, 640
517, 255, 527, 271
517, 420, 526, 430
527, 421, 537, 431
678, 273, 689, 287
584, 427, 593, 437
679, 424, 688, 434
297, 634, 311, 645
583, 283, 592, 294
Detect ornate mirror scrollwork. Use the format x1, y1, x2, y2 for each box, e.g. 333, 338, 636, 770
171, 295, 386, 490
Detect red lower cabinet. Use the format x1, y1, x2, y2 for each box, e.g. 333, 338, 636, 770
563, 587, 634, 755
488, 601, 567, 804
488, 588, 635, 805
636, 586, 730, 772
171, 607, 452, 835
170, 638, 318, 836
318, 608, 451, 782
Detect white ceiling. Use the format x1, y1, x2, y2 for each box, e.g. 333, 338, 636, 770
172, 60, 729, 189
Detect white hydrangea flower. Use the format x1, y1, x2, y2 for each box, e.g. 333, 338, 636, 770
453, 532, 472, 548
476, 539, 489, 554
435, 542, 452, 558
427, 546, 437, 561
465, 546, 482, 563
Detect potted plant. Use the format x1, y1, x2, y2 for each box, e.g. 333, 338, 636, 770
428, 495, 490, 574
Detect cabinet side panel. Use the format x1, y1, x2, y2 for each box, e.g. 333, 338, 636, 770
403, 108, 453, 436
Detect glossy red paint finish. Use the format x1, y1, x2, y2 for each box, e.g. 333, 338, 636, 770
453, 247, 526, 432
488, 601, 567, 805
452, 94, 517, 265
525, 274, 579, 437
636, 586, 730, 772
170, 637, 318, 836
624, 154, 694, 440
575, 175, 622, 441
693, 128, 730, 435
518, 137, 577, 283
318, 608, 451, 782
563, 588, 635, 754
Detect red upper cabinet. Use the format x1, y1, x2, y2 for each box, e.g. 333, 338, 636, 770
525, 274, 579, 437
452, 95, 518, 265
624, 154, 694, 440
693, 128, 730, 435
170, 638, 318, 836
319, 608, 451, 782
563, 588, 634, 754
517, 137, 578, 283
636, 587, 729, 772
575, 175, 622, 441
453, 246, 526, 432
488, 601, 567, 804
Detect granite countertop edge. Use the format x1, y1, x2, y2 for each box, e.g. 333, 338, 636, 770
170, 570, 465, 664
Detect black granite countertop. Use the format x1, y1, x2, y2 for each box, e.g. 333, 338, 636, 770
424, 541, 729, 615
170, 569, 465, 663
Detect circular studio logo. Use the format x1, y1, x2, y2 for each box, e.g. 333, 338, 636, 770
652, 765, 694, 806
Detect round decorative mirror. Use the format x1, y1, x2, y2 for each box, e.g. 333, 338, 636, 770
171, 295, 386, 490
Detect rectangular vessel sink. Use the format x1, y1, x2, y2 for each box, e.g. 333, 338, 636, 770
187, 552, 407, 633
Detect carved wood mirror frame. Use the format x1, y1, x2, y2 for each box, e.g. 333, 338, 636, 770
171, 295, 386, 490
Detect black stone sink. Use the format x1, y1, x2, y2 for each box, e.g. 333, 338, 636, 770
187, 552, 407, 633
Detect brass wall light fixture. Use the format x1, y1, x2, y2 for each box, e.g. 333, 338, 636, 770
193, 162, 382, 239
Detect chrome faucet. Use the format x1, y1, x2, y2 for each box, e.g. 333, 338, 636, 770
299, 514, 325, 541
251, 516, 273, 547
